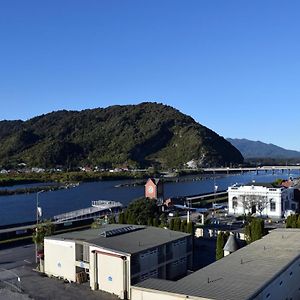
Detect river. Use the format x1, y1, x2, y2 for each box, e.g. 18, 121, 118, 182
0, 170, 298, 226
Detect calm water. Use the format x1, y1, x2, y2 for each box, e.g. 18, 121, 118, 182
0, 170, 298, 226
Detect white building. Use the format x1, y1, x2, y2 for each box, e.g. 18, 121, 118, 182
132, 228, 300, 300
227, 182, 297, 218
44, 224, 192, 299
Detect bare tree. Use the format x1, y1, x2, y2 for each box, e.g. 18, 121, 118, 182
239, 194, 269, 216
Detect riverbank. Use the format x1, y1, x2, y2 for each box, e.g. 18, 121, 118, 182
114, 174, 223, 188
0, 170, 205, 191
0, 170, 160, 186
0, 182, 79, 196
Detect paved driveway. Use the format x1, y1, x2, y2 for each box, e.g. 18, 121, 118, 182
0, 244, 117, 300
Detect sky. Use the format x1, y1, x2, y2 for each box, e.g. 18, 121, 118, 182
0, 0, 300, 150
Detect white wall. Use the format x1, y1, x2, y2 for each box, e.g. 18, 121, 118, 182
44, 238, 76, 282
97, 252, 125, 298
89, 246, 130, 299
228, 185, 295, 218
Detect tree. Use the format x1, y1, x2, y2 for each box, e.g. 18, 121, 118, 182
118, 212, 126, 224
159, 213, 167, 227
147, 217, 153, 226
180, 220, 187, 232
169, 218, 175, 230
240, 195, 269, 216
108, 214, 116, 224
244, 218, 264, 244
216, 232, 229, 260
186, 221, 193, 234
125, 197, 159, 225
286, 213, 299, 228
152, 217, 159, 227
32, 220, 55, 248
91, 218, 103, 229
173, 217, 181, 231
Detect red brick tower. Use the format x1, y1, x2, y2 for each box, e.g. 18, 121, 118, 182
145, 178, 164, 200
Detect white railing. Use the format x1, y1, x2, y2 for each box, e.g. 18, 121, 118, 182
92, 200, 122, 208
53, 200, 122, 222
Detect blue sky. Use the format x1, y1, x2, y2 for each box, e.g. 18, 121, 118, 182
1, 1, 300, 150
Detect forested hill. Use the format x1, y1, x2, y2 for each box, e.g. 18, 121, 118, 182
0, 103, 243, 169
227, 138, 300, 159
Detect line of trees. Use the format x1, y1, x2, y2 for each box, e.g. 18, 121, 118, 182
216, 232, 230, 260
286, 213, 300, 228
117, 198, 193, 234
244, 218, 265, 244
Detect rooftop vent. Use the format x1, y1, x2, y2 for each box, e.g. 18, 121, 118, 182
100, 226, 143, 238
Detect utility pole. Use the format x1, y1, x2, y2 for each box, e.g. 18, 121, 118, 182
35, 190, 44, 263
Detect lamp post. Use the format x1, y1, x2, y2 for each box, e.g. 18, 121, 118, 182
35, 190, 44, 263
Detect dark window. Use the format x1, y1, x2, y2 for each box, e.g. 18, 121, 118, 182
232, 197, 238, 208
270, 200, 276, 212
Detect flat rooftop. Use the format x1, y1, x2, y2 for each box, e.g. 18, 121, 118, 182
45, 224, 190, 254
135, 228, 300, 300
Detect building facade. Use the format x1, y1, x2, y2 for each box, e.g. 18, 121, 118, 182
44, 224, 192, 299
131, 229, 300, 300
145, 178, 164, 200
228, 183, 297, 218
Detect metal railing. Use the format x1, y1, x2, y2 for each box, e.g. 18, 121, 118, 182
53, 200, 123, 223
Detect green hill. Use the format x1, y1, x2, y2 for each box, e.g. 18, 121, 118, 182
0, 103, 243, 169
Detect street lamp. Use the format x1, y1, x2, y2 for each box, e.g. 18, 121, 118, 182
35, 190, 45, 263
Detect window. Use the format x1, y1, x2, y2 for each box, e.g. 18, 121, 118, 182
270, 200, 276, 212
232, 197, 238, 209
285, 201, 290, 210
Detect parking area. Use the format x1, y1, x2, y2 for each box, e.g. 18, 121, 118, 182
0, 244, 118, 300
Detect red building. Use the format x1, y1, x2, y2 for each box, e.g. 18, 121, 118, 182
145, 178, 164, 200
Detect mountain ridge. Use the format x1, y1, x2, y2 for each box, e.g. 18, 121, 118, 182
227, 138, 300, 159
0, 103, 244, 168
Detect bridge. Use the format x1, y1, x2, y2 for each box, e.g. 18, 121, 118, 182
202, 165, 300, 174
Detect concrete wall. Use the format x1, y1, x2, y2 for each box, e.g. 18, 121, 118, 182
89, 246, 130, 299
195, 227, 246, 240
253, 257, 300, 300
171, 238, 186, 259
139, 248, 158, 271
97, 253, 125, 298
44, 238, 76, 282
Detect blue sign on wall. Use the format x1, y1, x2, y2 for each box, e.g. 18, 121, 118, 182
108, 276, 113, 282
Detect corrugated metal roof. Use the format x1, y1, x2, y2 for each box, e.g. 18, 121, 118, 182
45, 224, 190, 254
135, 229, 300, 300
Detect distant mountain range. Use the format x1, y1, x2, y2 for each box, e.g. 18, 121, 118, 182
0, 103, 243, 169
227, 138, 300, 159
